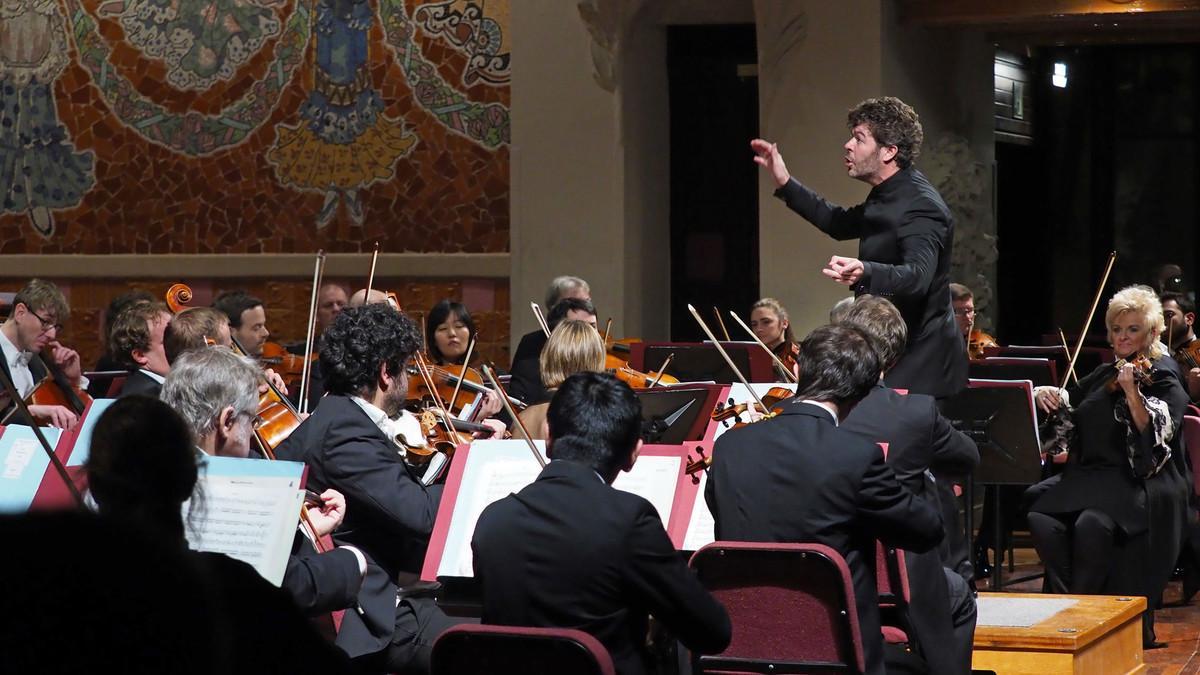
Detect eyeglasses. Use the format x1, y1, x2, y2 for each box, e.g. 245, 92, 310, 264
237, 411, 264, 430
30, 311, 63, 334
953, 308, 976, 317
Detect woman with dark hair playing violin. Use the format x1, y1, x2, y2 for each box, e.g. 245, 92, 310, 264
422, 299, 503, 421
1028, 285, 1189, 647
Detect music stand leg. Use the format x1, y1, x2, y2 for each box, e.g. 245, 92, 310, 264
991, 485, 1004, 591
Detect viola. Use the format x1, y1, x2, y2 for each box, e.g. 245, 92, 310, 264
967, 329, 999, 360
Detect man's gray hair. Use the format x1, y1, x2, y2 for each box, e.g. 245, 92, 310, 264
160, 347, 261, 440
544, 276, 590, 311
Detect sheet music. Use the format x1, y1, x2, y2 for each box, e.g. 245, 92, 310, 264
0, 426, 62, 513
436, 440, 547, 578
184, 456, 306, 586
66, 398, 117, 467
682, 470, 715, 551
711, 382, 797, 441
612, 455, 681, 527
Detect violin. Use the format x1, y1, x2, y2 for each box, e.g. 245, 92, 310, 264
407, 362, 527, 414
967, 329, 999, 360
258, 341, 317, 389
610, 363, 679, 388
1175, 340, 1200, 370
1104, 353, 1154, 393
775, 342, 800, 381
685, 388, 794, 478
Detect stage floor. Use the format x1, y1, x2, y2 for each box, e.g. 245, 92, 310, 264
981, 547, 1200, 674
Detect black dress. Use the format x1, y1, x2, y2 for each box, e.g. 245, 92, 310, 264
1030, 359, 1189, 604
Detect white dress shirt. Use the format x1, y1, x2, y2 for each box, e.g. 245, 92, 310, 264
0, 329, 36, 398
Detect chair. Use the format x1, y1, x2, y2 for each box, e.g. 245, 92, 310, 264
874, 543, 914, 648
689, 541, 866, 674
430, 624, 615, 675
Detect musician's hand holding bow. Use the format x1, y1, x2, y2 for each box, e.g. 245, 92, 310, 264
1035, 386, 1065, 414
823, 256, 865, 286
305, 489, 347, 537
29, 404, 78, 430
750, 139, 791, 188
261, 368, 289, 396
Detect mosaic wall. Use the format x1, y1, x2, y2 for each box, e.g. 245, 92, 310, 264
0, 0, 510, 254
0, 276, 511, 370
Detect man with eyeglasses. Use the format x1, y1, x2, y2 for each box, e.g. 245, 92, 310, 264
949, 283, 977, 347
161, 347, 402, 661
0, 279, 86, 429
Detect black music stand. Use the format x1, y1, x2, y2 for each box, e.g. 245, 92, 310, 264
942, 379, 1044, 590
631, 342, 774, 383
969, 357, 1058, 388
635, 385, 723, 444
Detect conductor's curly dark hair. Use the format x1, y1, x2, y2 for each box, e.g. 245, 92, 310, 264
847, 96, 923, 169
321, 304, 422, 397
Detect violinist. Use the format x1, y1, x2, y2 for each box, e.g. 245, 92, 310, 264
108, 300, 173, 398
509, 296, 597, 406
214, 290, 270, 358
1028, 285, 1189, 647
835, 295, 978, 674
1160, 291, 1200, 401
0, 279, 86, 429
509, 276, 591, 402
950, 283, 998, 359
348, 288, 392, 308
749, 297, 799, 380
516, 319, 607, 441
472, 372, 732, 675
275, 304, 460, 674
424, 299, 502, 420
752, 97, 967, 398
705, 324, 943, 675
283, 282, 348, 355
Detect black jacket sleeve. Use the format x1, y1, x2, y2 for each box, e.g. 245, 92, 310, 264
773, 178, 865, 241
861, 210, 944, 299
282, 532, 362, 616
855, 450, 944, 554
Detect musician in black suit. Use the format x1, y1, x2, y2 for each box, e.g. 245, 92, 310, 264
706, 324, 943, 675
752, 97, 966, 398
472, 372, 731, 675
0, 279, 86, 429
276, 304, 458, 673
508, 275, 591, 404
109, 300, 173, 399
834, 295, 978, 674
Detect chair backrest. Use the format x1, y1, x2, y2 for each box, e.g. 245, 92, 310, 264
689, 541, 866, 673
874, 543, 910, 607
1184, 416, 1200, 494
430, 624, 616, 675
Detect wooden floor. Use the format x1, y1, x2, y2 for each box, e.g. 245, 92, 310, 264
983, 548, 1200, 674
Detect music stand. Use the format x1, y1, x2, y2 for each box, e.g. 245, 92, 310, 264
631, 342, 774, 383
969, 357, 1058, 388
635, 385, 724, 444
941, 379, 1044, 590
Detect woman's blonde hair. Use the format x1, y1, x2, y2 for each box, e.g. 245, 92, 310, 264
540, 319, 606, 390
1105, 284, 1167, 360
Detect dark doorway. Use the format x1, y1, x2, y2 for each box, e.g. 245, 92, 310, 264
667, 25, 759, 341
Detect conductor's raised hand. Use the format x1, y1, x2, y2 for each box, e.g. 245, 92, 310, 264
822, 256, 865, 286
750, 139, 790, 188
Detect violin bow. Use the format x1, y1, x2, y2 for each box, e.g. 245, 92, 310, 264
648, 352, 675, 388
602, 318, 613, 346
447, 338, 475, 413
0, 366, 84, 508
1057, 327, 1080, 386
687, 304, 769, 412
531, 302, 551, 338
413, 353, 457, 434
365, 242, 380, 299
729, 310, 799, 383
298, 250, 326, 415
713, 307, 732, 341
1060, 251, 1117, 389
482, 364, 546, 468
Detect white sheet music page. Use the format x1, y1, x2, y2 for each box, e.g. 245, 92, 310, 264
682, 469, 715, 551
611, 455, 681, 528
184, 455, 306, 586
437, 440, 548, 578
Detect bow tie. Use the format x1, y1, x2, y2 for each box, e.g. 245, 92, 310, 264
11, 352, 32, 369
